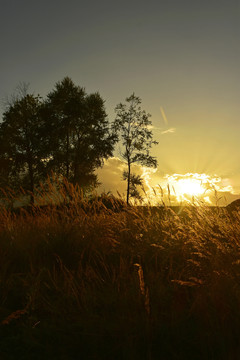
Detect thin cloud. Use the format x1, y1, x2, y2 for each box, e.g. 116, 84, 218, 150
161, 127, 176, 135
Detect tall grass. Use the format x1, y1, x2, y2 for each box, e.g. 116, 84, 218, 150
0, 182, 240, 359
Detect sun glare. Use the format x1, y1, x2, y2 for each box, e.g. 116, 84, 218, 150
176, 178, 205, 197
164, 173, 218, 204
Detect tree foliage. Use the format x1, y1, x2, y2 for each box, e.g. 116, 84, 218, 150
0, 78, 117, 203
113, 94, 158, 204
44, 77, 116, 189
0, 94, 45, 202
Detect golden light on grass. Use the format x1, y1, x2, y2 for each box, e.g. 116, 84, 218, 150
1, 178, 240, 358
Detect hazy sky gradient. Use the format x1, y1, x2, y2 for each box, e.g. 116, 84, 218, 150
1, 0, 239, 200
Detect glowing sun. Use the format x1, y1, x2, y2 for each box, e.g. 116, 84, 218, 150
176, 178, 205, 197
160, 173, 234, 205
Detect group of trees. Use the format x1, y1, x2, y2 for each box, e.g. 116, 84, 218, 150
0, 77, 158, 204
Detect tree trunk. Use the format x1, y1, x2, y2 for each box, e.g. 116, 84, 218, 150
73, 134, 81, 185
28, 159, 34, 205
66, 130, 69, 180
127, 159, 131, 205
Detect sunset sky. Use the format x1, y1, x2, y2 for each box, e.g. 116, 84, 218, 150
0, 0, 239, 204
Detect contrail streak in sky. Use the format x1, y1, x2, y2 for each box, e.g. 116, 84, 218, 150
160, 106, 168, 125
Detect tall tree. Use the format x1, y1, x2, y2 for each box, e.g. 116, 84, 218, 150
113, 94, 158, 204
0, 94, 45, 203
44, 77, 116, 190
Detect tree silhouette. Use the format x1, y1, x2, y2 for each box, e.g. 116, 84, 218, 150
0, 94, 45, 203
0, 78, 117, 203
113, 94, 158, 204
44, 77, 116, 190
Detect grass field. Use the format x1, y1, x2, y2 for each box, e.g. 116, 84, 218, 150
1, 183, 240, 359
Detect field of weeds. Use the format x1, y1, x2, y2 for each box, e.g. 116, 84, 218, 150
1, 183, 240, 359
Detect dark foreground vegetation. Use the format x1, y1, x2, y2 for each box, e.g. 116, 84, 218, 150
1, 187, 240, 359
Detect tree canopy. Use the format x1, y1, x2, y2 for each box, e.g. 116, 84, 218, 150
0, 94, 45, 202
44, 77, 116, 189
0, 77, 117, 203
